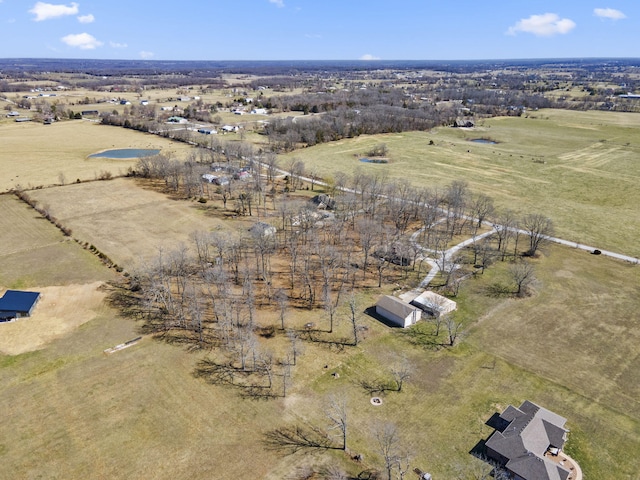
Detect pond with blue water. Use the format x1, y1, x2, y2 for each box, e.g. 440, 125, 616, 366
88, 148, 161, 159
359, 158, 389, 164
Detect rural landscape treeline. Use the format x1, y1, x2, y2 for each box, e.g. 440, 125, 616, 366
1, 58, 639, 480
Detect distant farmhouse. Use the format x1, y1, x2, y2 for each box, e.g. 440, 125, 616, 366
375, 295, 421, 328
0, 290, 41, 322
484, 400, 572, 480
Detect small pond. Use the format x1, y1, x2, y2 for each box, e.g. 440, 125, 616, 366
359, 158, 388, 164
469, 138, 497, 145
89, 148, 161, 159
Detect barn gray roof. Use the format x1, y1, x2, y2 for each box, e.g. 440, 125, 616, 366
376, 295, 419, 319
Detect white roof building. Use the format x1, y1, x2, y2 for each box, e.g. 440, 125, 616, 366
375, 295, 421, 328
410, 291, 457, 317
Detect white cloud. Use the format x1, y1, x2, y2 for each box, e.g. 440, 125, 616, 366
594, 8, 626, 20
139, 51, 154, 59
360, 54, 381, 61
507, 13, 576, 37
77, 13, 94, 24
30, 2, 79, 21
269, 0, 284, 7
110, 41, 127, 48
61, 32, 103, 49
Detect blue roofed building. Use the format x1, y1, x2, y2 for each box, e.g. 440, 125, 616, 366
0, 290, 41, 321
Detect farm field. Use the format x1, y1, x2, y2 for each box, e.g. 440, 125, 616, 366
281, 109, 640, 258
1, 106, 640, 479
0, 244, 639, 478
27, 178, 233, 267
0, 120, 193, 192
0, 195, 114, 288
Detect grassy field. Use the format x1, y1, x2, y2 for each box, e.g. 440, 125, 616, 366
281, 109, 640, 258
27, 178, 237, 267
1, 242, 639, 478
0, 120, 193, 192
2, 107, 640, 479
0, 195, 113, 287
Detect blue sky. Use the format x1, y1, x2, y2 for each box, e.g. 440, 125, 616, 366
0, 0, 637, 60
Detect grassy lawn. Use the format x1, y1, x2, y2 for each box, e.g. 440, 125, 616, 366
0, 312, 284, 480
2, 238, 639, 478
281, 109, 640, 257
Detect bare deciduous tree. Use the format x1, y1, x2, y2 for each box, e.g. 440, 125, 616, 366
274, 288, 289, 330
347, 295, 362, 346
390, 358, 411, 392
470, 193, 494, 232
509, 259, 536, 296
446, 316, 464, 347
325, 394, 348, 450
521, 213, 553, 257
375, 422, 400, 480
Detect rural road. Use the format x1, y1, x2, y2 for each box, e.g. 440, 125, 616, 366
239, 146, 640, 277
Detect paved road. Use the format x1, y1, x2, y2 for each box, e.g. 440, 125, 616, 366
254, 158, 640, 278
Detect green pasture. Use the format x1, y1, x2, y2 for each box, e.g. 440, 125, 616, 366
1, 232, 639, 478
281, 109, 640, 258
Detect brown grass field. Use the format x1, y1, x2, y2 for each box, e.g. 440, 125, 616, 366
0, 282, 108, 355
0, 120, 193, 192
27, 178, 233, 267
1, 110, 640, 479
0, 195, 114, 287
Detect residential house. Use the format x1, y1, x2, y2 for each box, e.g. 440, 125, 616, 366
485, 400, 571, 480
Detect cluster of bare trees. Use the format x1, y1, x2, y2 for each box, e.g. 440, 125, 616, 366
264, 104, 455, 151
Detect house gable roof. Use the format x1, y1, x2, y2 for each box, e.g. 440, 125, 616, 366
486, 400, 569, 480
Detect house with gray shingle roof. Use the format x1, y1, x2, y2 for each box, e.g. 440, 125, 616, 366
485, 400, 570, 480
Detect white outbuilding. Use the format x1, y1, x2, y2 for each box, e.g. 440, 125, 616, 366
410, 291, 457, 317
375, 295, 421, 328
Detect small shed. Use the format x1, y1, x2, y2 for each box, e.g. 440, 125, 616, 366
0, 290, 41, 321
410, 291, 457, 317
375, 295, 421, 328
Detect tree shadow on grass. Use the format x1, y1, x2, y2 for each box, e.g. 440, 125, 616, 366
485, 282, 514, 298
300, 328, 353, 351
398, 323, 444, 351
354, 377, 396, 396
193, 358, 279, 400
263, 424, 338, 454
